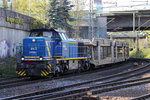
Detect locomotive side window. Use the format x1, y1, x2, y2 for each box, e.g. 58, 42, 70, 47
30, 32, 42, 37
43, 32, 53, 38
30, 31, 53, 38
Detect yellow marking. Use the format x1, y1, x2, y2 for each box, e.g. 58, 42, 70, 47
25, 56, 39, 58
42, 70, 47, 76
43, 57, 51, 58
56, 57, 88, 61
48, 66, 50, 69
44, 69, 49, 74
44, 59, 54, 61
41, 71, 45, 76
46, 41, 55, 42
25, 57, 88, 61
44, 40, 77, 43
21, 70, 25, 76
47, 64, 51, 69
62, 41, 77, 43
46, 41, 51, 57
18, 69, 24, 74
25, 58, 52, 61
25, 59, 39, 61
41, 73, 44, 76
23, 73, 26, 76
120, 50, 123, 53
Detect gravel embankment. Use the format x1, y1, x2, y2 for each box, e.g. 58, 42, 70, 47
0, 61, 147, 98
98, 73, 150, 100
99, 83, 150, 100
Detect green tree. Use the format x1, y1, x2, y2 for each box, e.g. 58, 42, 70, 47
70, 0, 85, 38
2, 0, 8, 8
13, 0, 29, 15
12, 0, 48, 21
46, 0, 60, 28
47, 0, 75, 34
59, 0, 75, 32
31, 0, 48, 21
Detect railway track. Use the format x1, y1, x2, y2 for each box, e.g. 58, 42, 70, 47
0, 77, 27, 83
0, 77, 30, 89
0, 60, 137, 90
50, 77, 150, 100
131, 93, 150, 100
3, 63, 150, 100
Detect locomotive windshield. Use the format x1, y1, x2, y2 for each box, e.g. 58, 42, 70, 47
30, 31, 53, 38
59, 32, 68, 40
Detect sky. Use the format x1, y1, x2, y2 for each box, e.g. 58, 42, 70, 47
103, 0, 150, 12
102, 0, 149, 7
1, 0, 149, 12
77, 0, 150, 12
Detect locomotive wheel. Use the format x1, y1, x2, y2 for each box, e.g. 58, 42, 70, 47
54, 71, 59, 77
89, 64, 95, 70
54, 66, 60, 77
84, 61, 90, 71
78, 60, 83, 73
64, 63, 69, 71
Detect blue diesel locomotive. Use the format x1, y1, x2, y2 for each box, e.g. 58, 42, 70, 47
16, 29, 89, 77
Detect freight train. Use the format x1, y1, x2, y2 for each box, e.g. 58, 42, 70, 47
16, 28, 129, 77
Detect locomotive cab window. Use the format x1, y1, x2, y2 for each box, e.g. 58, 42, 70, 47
55, 32, 61, 41
43, 32, 53, 38
30, 31, 53, 38
59, 32, 68, 40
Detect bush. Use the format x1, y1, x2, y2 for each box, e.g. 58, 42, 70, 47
130, 48, 150, 58
0, 57, 17, 78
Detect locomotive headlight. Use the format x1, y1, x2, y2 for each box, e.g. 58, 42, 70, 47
40, 56, 43, 60
32, 39, 35, 42
21, 56, 24, 61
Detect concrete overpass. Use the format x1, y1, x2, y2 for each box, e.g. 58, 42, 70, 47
100, 10, 150, 32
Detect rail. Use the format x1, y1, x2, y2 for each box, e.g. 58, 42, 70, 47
3, 62, 150, 100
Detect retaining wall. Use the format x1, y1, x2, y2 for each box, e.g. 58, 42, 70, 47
0, 8, 32, 58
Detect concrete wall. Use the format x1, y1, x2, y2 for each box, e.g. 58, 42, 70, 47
0, 8, 32, 58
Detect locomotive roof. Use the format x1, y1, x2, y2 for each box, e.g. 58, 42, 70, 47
30, 28, 66, 33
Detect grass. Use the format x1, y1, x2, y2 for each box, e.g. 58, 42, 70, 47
130, 48, 150, 58
0, 57, 17, 78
